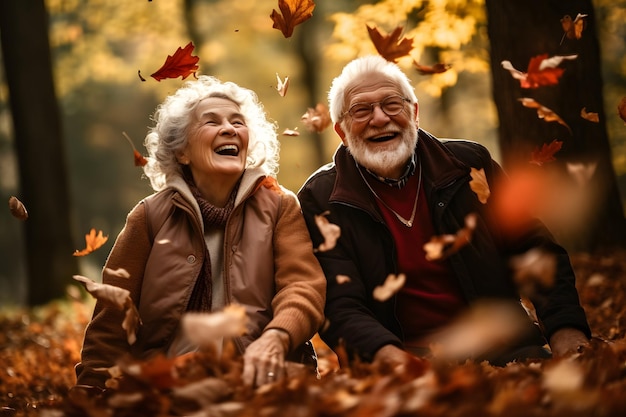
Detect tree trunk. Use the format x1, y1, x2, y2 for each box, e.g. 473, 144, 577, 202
485, 0, 626, 251
0, 0, 79, 305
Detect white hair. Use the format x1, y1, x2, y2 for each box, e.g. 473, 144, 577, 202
143, 75, 280, 191
328, 55, 418, 125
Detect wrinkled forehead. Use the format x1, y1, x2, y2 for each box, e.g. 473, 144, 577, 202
343, 71, 404, 105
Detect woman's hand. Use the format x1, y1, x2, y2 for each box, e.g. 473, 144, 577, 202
242, 329, 290, 387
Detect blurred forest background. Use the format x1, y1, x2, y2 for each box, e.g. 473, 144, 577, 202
0, 0, 625, 307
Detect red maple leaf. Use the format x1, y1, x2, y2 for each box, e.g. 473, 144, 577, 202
150, 42, 199, 82
530, 139, 563, 166
367, 25, 414, 63
501, 54, 577, 89
270, 0, 315, 38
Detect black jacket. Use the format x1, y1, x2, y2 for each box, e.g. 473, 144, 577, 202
298, 129, 591, 361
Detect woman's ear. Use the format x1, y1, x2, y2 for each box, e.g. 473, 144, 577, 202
176, 152, 189, 165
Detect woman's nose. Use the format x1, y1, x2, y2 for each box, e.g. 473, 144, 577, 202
220, 123, 236, 135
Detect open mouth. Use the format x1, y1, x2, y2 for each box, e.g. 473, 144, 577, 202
215, 144, 239, 156
369, 132, 398, 143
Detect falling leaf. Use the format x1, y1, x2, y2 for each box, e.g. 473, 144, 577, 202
150, 42, 199, 82
73, 228, 109, 256
301, 103, 331, 133
282, 127, 300, 136
618, 97, 626, 123
430, 300, 530, 361
510, 248, 557, 297
469, 168, 490, 204
336, 275, 351, 284
270, 0, 315, 38
181, 305, 248, 350
276, 73, 289, 97
122, 132, 148, 167
530, 139, 563, 166
518, 98, 571, 133
413, 61, 451, 75
501, 54, 577, 89
372, 273, 406, 302
567, 161, 597, 186
73, 274, 141, 345
560, 13, 588, 42
8, 196, 28, 220
314, 210, 341, 252
423, 214, 476, 261
104, 268, 131, 279
366, 25, 414, 63
581, 107, 599, 123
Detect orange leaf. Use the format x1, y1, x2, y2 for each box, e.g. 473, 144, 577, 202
8, 196, 28, 221
150, 42, 199, 82
413, 61, 451, 75
618, 97, 626, 123
560, 13, 587, 42
122, 132, 148, 167
270, 0, 315, 38
301, 103, 331, 133
502, 54, 577, 89
530, 139, 563, 166
423, 214, 476, 261
580, 107, 599, 123
372, 273, 406, 302
314, 210, 341, 252
73, 228, 109, 256
366, 25, 414, 63
518, 98, 571, 133
469, 168, 490, 204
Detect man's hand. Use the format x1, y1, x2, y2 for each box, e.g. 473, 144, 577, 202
242, 329, 290, 387
373, 344, 412, 369
549, 327, 589, 357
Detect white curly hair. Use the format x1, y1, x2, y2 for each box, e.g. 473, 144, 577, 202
143, 75, 280, 191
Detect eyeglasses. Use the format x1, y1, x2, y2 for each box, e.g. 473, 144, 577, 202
343, 95, 411, 122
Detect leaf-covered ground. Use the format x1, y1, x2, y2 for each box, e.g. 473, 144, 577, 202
2, 251, 626, 417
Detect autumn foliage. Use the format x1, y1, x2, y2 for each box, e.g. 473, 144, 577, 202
2, 252, 626, 417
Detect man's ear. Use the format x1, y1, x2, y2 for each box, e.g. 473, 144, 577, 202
413, 102, 419, 120
334, 122, 348, 146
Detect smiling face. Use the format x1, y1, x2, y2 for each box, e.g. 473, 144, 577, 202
179, 96, 249, 192
335, 71, 419, 179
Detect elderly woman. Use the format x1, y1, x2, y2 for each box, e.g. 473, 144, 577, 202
75, 76, 326, 389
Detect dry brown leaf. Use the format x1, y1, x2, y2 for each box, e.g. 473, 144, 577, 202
73, 228, 109, 256
276, 73, 289, 97
510, 248, 557, 297
581, 107, 599, 123
566, 161, 597, 186
530, 139, 563, 166
336, 275, 351, 284
518, 98, 571, 133
469, 168, 490, 204
314, 210, 341, 252
560, 13, 588, 42
413, 61, 451, 75
423, 214, 476, 261
181, 304, 248, 349
372, 273, 406, 302
301, 103, 331, 133
104, 268, 131, 279
282, 127, 300, 136
270, 0, 315, 39
8, 196, 28, 220
366, 25, 414, 63
73, 274, 141, 345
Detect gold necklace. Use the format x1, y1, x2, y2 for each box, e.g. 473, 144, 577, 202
358, 158, 422, 228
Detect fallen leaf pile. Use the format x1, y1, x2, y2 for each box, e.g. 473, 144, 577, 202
1, 251, 626, 416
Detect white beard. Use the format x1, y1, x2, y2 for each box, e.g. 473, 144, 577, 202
345, 120, 418, 178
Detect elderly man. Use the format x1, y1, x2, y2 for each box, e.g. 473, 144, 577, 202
298, 55, 590, 367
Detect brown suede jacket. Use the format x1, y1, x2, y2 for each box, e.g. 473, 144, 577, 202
76, 167, 326, 388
